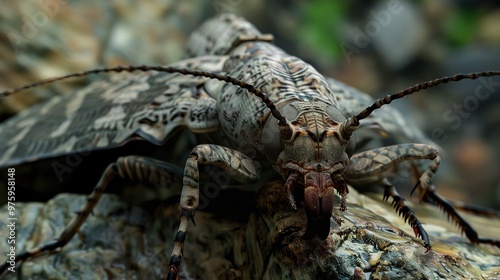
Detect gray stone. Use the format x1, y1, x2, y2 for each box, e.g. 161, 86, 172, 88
1, 179, 499, 279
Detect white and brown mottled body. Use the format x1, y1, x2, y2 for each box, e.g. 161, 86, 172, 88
0, 14, 499, 279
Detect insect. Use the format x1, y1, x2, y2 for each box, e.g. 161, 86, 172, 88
1, 13, 499, 279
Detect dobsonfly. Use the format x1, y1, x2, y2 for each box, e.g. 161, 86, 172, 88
0, 13, 499, 279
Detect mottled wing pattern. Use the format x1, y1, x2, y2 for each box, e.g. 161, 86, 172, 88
0, 56, 227, 168
209, 42, 339, 151
185, 13, 264, 57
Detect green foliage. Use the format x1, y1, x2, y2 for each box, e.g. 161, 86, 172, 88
444, 9, 480, 47
300, 1, 347, 61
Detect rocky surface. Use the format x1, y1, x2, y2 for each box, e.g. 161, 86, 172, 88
1, 180, 499, 279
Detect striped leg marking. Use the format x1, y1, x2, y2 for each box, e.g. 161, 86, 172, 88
345, 143, 440, 184
167, 144, 259, 280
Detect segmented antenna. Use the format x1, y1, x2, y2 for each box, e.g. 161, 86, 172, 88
0, 65, 288, 125
341, 71, 500, 135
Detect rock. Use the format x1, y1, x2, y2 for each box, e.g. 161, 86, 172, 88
1, 180, 499, 279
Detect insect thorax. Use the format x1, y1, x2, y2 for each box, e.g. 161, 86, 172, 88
211, 42, 340, 157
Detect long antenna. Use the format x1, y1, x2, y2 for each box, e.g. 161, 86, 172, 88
0, 65, 288, 125
341, 71, 500, 135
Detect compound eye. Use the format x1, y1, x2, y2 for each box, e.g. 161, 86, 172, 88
345, 132, 356, 158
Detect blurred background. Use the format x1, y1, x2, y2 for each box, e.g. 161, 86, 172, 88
0, 0, 499, 209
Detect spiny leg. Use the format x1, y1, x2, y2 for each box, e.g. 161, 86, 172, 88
167, 144, 259, 280
446, 200, 500, 219
419, 186, 500, 247
381, 178, 430, 251
345, 143, 439, 248
346, 143, 500, 248
405, 162, 485, 244
0, 156, 183, 276
407, 152, 500, 247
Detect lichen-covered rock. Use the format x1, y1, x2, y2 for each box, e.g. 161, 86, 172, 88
0, 194, 173, 279
245, 181, 500, 279
1, 180, 499, 279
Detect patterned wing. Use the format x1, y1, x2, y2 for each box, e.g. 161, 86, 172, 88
0, 56, 227, 168
185, 13, 265, 57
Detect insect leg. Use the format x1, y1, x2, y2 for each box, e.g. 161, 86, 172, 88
381, 178, 430, 250
344, 143, 438, 248
0, 156, 183, 276
167, 144, 259, 280
345, 143, 500, 248
419, 186, 500, 248
345, 144, 439, 185
407, 153, 500, 247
